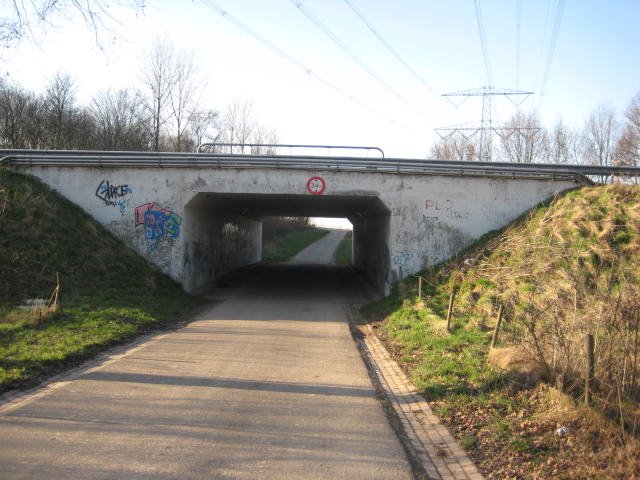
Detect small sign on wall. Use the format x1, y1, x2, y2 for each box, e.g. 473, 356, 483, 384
307, 176, 326, 195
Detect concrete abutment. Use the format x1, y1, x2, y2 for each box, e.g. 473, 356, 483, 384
21, 164, 580, 295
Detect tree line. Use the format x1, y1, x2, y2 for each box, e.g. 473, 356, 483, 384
1, 33, 637, 167
0, 38, 277, 153
431, 94, 640, 167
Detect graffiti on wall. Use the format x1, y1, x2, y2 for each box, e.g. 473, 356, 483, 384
392, 252, 413, 269
135, 202, 182, 251
425, 198, 470, 220
96, 179, 132, 216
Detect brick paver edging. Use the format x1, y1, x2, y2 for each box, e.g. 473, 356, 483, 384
354, 323, 484, 480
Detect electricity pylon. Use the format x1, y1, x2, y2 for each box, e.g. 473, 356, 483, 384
435, 86, 534, 162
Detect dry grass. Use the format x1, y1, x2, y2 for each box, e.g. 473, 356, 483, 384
439, 186, 640, 426
371, 185, 640, 478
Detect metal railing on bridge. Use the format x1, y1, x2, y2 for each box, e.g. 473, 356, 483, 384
197, 143, 385, 158
2, 148, 640, 185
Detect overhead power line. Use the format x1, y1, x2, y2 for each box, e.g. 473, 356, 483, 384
538, 0, 565, 108
473, 0, 493, 86
516, 0, 521, 89
289, 0, 429, 120
342, 0, 453, 107
199, 0, 414, 130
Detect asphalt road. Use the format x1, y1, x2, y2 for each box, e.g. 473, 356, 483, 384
0, 231, 414, 479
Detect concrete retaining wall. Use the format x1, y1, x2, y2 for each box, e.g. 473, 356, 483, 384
23, 165, 579, 294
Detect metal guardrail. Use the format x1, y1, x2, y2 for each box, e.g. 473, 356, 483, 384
197, 143, 385, 158
2, 149, 640, 184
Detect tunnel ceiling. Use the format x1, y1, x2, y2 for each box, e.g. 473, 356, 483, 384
186, 193, 389, 220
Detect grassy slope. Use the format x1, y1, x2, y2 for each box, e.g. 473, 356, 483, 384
0, 169, 191, 392
261, 228, 329, 263
362, 185, 640, 479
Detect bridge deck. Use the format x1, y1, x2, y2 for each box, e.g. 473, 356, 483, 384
3, 149, 640, 184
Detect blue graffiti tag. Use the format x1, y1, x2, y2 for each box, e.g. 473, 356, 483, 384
135, 202, 182, 251
392, 252, 413, 269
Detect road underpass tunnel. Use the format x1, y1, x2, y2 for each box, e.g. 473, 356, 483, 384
260, 216, 351, 264
183, 193, 390, 293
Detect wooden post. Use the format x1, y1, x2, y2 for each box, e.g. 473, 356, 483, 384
417, 276, 422, 300
490, 304, 504, 349
585, 333, 595, 406
53, 273, 60, 306
446, 290, 455, 332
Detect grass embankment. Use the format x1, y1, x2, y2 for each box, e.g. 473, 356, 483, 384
333, 231, 352, 265
362, 185, 640, 479
0, 169, 191, 393
261, 217, 328, 263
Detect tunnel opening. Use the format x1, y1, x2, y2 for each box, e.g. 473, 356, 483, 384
260, 216, 351, 264
183, 193, 390, 294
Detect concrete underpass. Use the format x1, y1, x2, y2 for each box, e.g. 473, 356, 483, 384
3, 150, 609, 294
183, 193, 389, 293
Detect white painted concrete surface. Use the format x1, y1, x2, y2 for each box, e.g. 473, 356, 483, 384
22, 165, 578, 293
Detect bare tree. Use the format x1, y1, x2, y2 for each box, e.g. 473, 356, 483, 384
141, 37, 176, 152
189, 109, 220, 149
1, 0, 144, 47
615, 93, 640, 168
0, 79, 46, 148
140, 38, 210, 152
430, 134, 476, 161
43, 72, 79, 149
167, 49, 206, 152
581, 103, 619, 166
90, 89, 149, 150
548, 119, 578, 164
218, 99, 255, 153
498, 110, 548, 163
250, 124, 279, 154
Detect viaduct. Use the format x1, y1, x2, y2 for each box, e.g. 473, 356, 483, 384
3, 149, 636, 294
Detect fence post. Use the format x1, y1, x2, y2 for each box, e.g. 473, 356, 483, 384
446, 289, 455, 332
585, 334, 595, 406
490, 304, 504, 349
418, 276, 422, 300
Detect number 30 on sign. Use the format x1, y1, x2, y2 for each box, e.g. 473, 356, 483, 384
306, 176, 326, 195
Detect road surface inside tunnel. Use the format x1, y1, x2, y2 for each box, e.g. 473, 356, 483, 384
0, 231, 414, 479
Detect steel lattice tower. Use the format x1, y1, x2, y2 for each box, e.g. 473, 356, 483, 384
436, 86, 534, 162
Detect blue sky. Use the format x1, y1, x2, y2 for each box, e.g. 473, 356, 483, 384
2, 0, 639, 158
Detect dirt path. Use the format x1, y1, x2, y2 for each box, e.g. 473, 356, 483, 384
0, 236, 413, 479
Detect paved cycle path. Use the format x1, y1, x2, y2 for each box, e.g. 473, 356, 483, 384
0, 232, 414, 479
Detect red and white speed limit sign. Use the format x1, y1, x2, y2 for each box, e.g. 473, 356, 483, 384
306, 176, 326, 195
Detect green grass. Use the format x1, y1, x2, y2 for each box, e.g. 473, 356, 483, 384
0, 168, 192, 392
333, 231, 352, 265
460, 435, 478, 450
360, 184, 640, 477
374, 297, 507, 400
261, 228, 329, 263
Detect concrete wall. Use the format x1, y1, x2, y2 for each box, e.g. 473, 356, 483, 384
182, 205, 261, 293
385, 177, 572, 284
352, 213, 390, 291
23, 164, 579, 294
